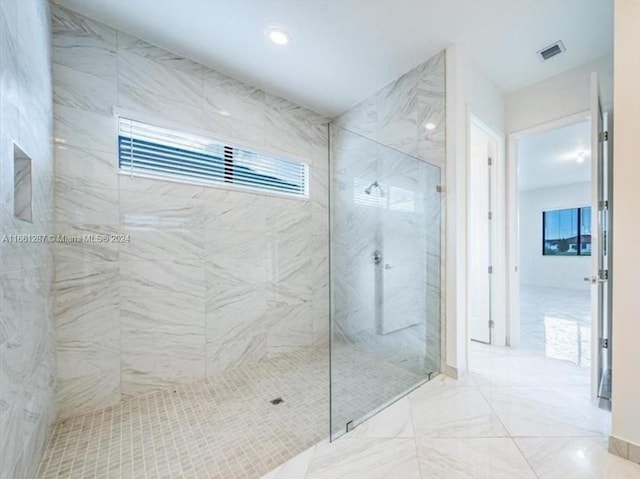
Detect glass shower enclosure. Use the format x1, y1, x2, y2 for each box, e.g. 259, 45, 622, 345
329, 125, 442, 439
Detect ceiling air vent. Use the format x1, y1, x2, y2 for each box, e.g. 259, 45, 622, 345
537, 41, 566, 61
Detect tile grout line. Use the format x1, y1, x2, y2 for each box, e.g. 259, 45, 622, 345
407, 394, 427, 479
476, 384, 541, 479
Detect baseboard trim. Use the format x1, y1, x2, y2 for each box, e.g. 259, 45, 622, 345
609, 435, 640, 464
444, 364, 458, 379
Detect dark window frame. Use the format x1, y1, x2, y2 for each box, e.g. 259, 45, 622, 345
542, 206, 591, 256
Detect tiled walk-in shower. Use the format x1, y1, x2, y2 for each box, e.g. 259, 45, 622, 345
2, 2, 445, 477
36, 344, 428, 479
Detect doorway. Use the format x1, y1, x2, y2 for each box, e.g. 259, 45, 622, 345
504, 74, 612, 403
515, 117, 593, 370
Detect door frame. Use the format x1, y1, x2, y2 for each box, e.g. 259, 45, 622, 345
506, 110, 591, 348
467, 112, 506, 346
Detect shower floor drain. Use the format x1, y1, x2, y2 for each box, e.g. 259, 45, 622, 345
269, 397, 284, 405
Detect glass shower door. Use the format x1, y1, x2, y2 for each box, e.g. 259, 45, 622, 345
329, 125, 442, 439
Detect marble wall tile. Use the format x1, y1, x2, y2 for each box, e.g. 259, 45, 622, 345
265, 93, 328, 159
117, 31, 204, 77
120, 190, 204, 266
120, 259, 206, 396
51, 6, 116, 81
53, 63, 116, 116
118, 49, 204, 109
206, 284, 268, 347
118, 174, 208, 199
118, 79, 208, 132
55, 181, 118, 226
56, 345, 120, 419
206, 110, 266, 149
206, 229, 268, 285
54, 104, 116, 153
0, 0, 55, 475
55, 143, 118, 191
204, 69, 266, 130
267, 300, 314, 357
376, 67, 419, 156
206, 334, 267, 375
52, 4, 330, 415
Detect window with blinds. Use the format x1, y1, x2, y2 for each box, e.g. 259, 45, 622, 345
118, 118, 309, 198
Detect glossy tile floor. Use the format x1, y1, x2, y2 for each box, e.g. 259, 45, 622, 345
262, 345, 640, 479
260, 287, 640, 479
36, 342, 427, 479
519, 285, 591, 367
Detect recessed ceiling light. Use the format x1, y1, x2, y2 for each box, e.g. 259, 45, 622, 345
425, 122, 436, 130
267, 28, 289, 46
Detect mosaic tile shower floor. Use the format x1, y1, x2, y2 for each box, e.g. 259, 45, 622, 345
36, 343, 427, 479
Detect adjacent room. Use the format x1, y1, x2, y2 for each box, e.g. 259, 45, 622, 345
517, 119, 593, 365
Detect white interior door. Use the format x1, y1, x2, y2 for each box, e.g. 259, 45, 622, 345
589, 71, 610, 400
469, 122, 492, 344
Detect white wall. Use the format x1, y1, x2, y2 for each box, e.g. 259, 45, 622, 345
464, 56, 506, 133
611, 0, 640, 453
445, 45, 505, 375
506, 55, 613, 134
519, 182, 591, 291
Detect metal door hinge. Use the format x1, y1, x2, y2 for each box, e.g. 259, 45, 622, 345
600, 338, 609, 349
599, 131, 609, 142
489, 320, 495, 329
599, 200, 609, 210
436, 185, 444, 193
599, 269, 609, 281
488, 266, 493, 274
488, 157, 493, 166
488, 211, 493, 220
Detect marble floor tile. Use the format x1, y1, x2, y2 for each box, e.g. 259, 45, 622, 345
346, 397, 414, 438
518, 285, 591, 367
305, 438, 421, 479
515, 437, 640, 479
409, 384, 508, 438
259, 445, 316, 479
479, 386, 609, 437
416, 438, 537, 478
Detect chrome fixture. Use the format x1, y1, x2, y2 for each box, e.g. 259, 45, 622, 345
371, 250, 382, 265
364, 181, 384, 196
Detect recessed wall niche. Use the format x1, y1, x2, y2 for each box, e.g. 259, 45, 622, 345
13, 143, 33, 222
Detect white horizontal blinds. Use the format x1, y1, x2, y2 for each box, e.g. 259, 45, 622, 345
117, 117, 308, 197
232, 147, 307, 195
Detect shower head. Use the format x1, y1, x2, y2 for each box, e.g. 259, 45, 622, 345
364, 181, 384, 196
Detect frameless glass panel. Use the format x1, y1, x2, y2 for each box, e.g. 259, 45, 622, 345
329, 125, 442, 439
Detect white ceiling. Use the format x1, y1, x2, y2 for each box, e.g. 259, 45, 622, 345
55, 0, 613, 117
517, 119, 591, 191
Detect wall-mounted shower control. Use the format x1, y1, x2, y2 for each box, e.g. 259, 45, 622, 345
371, 250, 382, 265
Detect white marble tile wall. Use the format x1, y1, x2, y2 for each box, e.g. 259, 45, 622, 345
0, 0, 56, 477
329, 52, 445, 432
51, 5, 330, 419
